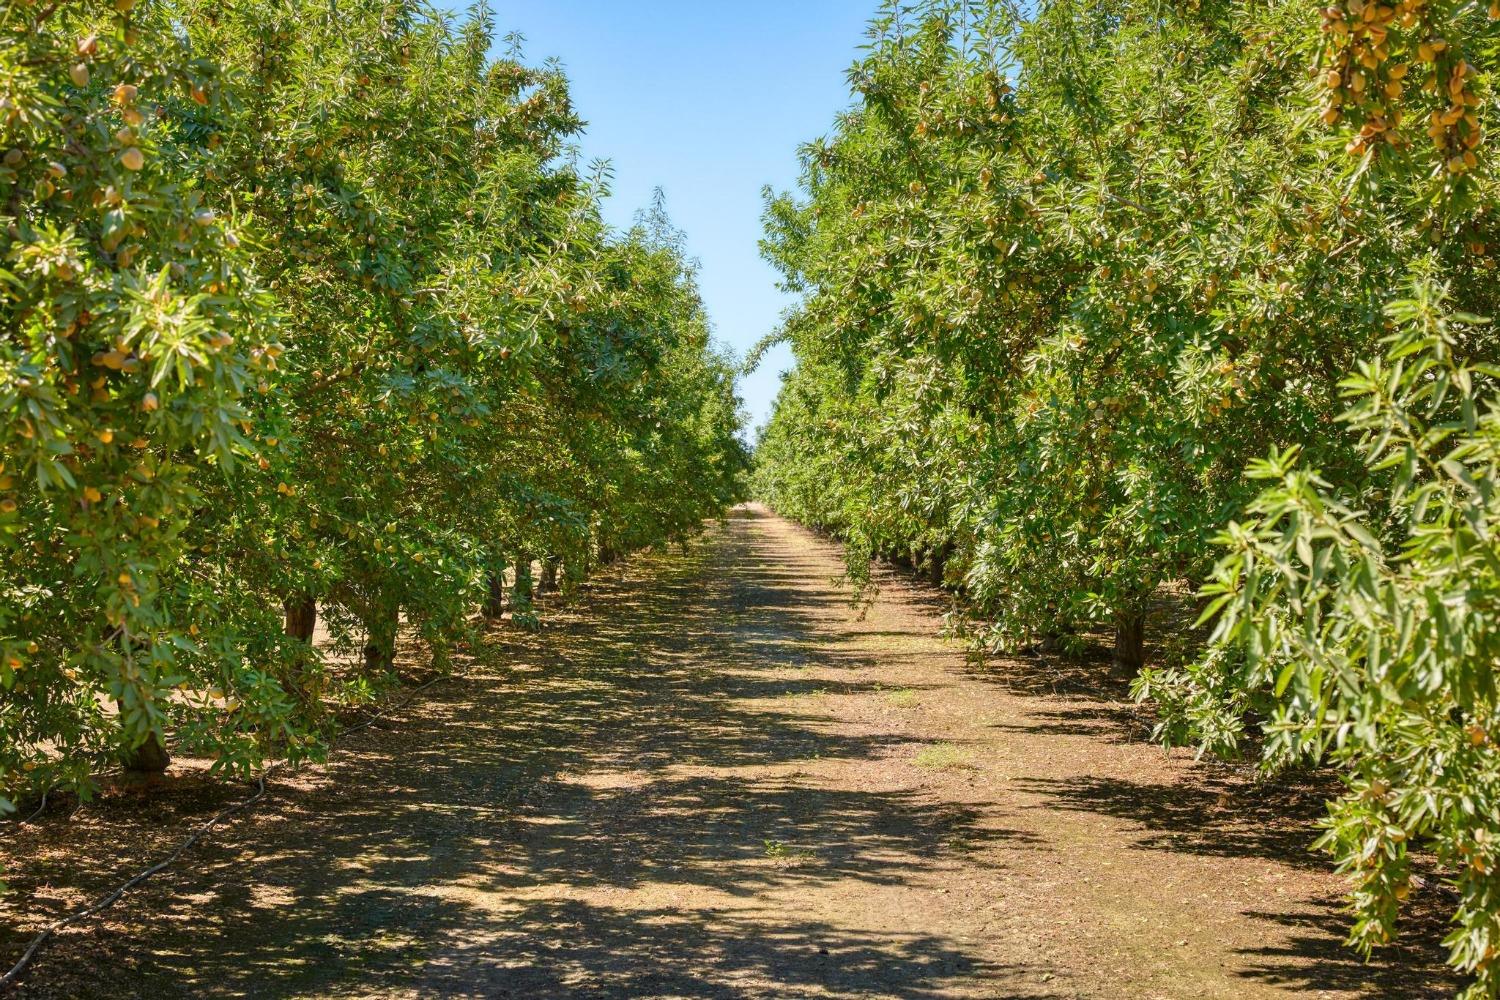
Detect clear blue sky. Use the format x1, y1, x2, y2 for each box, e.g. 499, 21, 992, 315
466, 1, 878, 436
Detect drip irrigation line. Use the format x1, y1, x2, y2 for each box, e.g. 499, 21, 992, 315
0, 672, 454, 994
17, 793, 48, 828
5, 773, 120, 835
0, 775, 269, 993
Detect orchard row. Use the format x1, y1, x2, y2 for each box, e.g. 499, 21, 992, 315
754, 1, 1500, 993
0, 2, 747, 808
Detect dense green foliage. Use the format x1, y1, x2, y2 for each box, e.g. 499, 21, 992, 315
0, 0, 746, 812
754, 0, 1499, 991
1143, 282, 1500, 983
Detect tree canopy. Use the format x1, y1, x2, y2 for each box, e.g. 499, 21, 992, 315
754, 0, 1500, 991
1, 0, 747, 812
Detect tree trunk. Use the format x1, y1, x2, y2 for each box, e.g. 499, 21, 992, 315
116, 629, 172, 774
284, 596, 316, 643
539, 557, 559, 596
363, 603, 398, 674
511, 552, 535, 615
483, 570, 507, 619
281, 596, 320, 706
928, 541, 953, 588
363, 638, 392, 674
123, 730, 170, 774
1113, 610, 1146, 672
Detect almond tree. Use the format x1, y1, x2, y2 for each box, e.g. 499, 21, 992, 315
2, 0, 747, 813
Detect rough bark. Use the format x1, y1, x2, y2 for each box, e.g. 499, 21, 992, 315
363, 604, 398, 674
122, 730, 170, 774
284, 596, 317, 643
928, 541, 954, 588
539, 557, 560, 596
483, 570, 507, 619
280, 596, 321, 706
1112, 610, 1147, 672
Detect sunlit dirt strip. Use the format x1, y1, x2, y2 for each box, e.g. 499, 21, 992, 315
0, 505, 1461, 998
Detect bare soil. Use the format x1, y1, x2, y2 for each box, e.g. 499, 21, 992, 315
0, 504, 1463, 998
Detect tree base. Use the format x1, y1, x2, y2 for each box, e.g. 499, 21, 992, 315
123, 731, 171, 774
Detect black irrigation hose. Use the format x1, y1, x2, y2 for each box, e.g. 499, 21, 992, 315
0, 672, 454, 994
16, 794, 48, 829
0, 774, 270, 993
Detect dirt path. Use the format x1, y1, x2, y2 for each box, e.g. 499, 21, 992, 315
0, 505, 1460, 998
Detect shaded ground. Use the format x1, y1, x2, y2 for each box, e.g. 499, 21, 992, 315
0, 505, 1463, 998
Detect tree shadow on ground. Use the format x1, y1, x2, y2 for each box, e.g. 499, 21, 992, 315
1, 508, 1467, 998
416, 900, 1064, 1000
977, 709, 1464, 991
2, 508, 1042, 999
1233, 896, 1466, 996
856, 560, 1155, 747
1010, 773, 1337, 875
858, 536, 1465, 997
